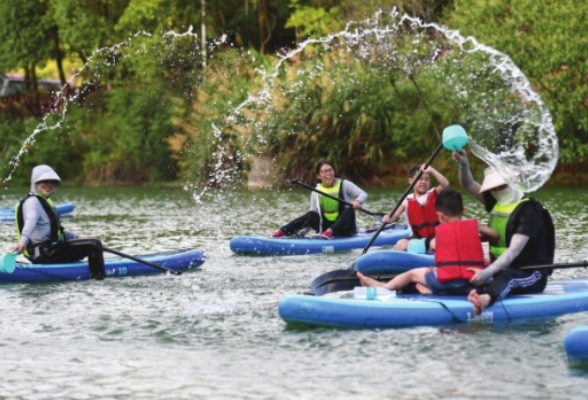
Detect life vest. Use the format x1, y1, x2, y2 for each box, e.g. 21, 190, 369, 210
434, 219, 486, 284
488, 198, 527, 259
15, 193, 64, 258
488, 197, 555, 269
317, 179, 344, 222
406, 189, 439, 239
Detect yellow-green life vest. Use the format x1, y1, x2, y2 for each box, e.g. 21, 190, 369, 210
488, 198, 528, 259
317, 179, 343, 222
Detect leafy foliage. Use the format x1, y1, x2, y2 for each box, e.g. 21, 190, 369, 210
442, 0, 588, 164
1, 0, 587, 188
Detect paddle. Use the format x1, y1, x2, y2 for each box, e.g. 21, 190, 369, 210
359, 125, 469, 256
310, 260, 588, 296
310, 269, 396, 296
290, 179, 387, 223
519, 260, 588, 270
0, 252, 17, 274
102, 246, 182, 275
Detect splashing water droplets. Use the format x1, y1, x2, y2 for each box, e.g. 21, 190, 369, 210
232, 9, 557, 192
4, 8, 557, 195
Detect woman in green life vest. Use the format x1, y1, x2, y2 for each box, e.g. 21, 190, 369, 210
271, 160, 368, 239
12, 165, 106, 279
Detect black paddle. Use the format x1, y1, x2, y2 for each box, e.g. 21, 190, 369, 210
310, 260, 588, 296
518, 260, 588, 270
103, 246, 182, 275
310, 269, 396, 296
290, 179, 387, 222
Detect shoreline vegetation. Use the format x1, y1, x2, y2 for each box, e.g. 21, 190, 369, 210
2, 157, 583, 189
1, 1, 586, 188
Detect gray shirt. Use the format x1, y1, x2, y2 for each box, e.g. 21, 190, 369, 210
20, 196, 78, 257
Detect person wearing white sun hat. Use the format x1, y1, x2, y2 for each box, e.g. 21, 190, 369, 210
452, 150, 555, 316
12, 165, 106, 279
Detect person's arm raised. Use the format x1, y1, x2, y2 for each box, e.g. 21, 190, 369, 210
424, 165, 450, 192
453, 150, 484, 204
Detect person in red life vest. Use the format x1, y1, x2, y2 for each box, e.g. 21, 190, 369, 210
271, 160, 367, 239
453, 150, 556, 316
382, 164, 450, 251
357, 189, 498, 294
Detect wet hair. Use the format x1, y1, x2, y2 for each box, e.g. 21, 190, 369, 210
408, 164, 421, 178
435, 189, 464, 217
315, 160, 334, 175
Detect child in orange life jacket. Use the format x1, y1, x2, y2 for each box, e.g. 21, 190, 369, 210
358, 189, 498, 294
382, 164, 450, 251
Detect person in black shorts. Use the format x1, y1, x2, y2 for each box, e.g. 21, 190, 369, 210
453, 151, 555, 315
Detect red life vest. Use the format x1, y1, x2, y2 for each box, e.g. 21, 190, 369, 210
406, 190, 439, 239
434, 219, 486, 284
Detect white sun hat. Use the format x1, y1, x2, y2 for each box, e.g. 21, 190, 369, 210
32, 165, 62, 186
479, 167, 507, 193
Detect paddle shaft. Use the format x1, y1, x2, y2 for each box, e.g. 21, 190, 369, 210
519, 260, 588, 270
290, 179, 383, 218
360, 141, 445, 254
102, 247, 182, 275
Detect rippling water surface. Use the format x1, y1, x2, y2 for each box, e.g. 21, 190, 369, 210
1, 186, 587, 399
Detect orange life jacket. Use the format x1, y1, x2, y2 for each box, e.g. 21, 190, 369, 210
406, 190, 439, 239
434, 219, 486, 284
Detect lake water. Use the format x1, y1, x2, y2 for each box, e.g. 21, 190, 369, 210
1, 185, 587, 399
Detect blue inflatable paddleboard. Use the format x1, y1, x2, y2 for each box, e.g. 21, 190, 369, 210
230, 225, 410, 256
279, 277, 588, 328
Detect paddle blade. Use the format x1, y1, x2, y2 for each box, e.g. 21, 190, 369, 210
442, 125, 469, 151
310, 269, 360, 296
0, 252, 16, 274
310, 268, 397, 296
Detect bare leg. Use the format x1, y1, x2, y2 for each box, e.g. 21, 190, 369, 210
357, 272, 386, 288
415, 283, 433, 294
395, 238, 409, 251
359, 268, 430, 292
385, 268, 429, 291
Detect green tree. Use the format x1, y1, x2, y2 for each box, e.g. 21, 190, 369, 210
51, 0, 131, 65
443, 0, 588, 165
0, 0, 58, 90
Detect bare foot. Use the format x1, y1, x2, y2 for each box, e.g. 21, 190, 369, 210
468, 289, 491, 316
416, 283, 432, 294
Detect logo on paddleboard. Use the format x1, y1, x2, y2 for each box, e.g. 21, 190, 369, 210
467, 311, 493, 324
